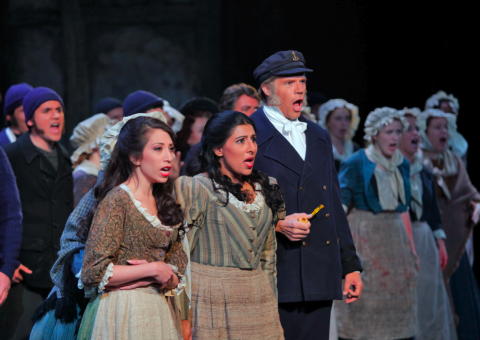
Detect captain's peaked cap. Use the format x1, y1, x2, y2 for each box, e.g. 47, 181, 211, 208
253, 50, 313, 85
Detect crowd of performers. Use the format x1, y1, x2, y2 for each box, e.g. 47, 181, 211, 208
0, 50, 479, 340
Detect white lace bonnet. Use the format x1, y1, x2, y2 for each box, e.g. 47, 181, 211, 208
317, 98, 360, 139
70, 113, 114, 165
99, 111, 168, 170
363, 107, 407, 142
425, 90, 459, 114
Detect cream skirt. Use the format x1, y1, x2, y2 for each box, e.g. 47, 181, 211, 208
78, 286, 181, 340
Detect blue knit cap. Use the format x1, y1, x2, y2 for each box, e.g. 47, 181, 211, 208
22, 87, 64, 122
94, 97, 122, 114
3, 83, 33, 117
123, 90, 163, 117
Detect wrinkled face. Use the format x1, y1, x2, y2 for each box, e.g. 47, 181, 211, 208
28, 100, 65, 143
106, 107, 124, 122
187, 116, 208, 146
233, 95, 259, 117
439, 100, 455, 114
326, 107, 352, 140
132, 128, 175, 184
263, 76, 307, 120
214, 124, 257, 182
426, 117, 449, 152
373, 119, 403, 158
7, 105, 28, 133
399, 115, 420, 157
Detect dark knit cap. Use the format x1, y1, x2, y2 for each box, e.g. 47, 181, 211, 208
22, 87, 64, 122
253, 50, 313, 85
94, 97, 122, 114
3, 83, 33, 117
123, 90, 163, 117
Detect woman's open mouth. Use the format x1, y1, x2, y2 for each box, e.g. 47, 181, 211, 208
160, 166, 171, 177
244, 157, 255, 169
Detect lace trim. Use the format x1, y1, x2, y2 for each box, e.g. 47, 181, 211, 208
217, 182, 265, 218
119, 184, 174, 231
164, 263, 188, 297
98, 262, 114, 293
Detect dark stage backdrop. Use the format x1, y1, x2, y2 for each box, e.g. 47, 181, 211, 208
1, 0, 478, 276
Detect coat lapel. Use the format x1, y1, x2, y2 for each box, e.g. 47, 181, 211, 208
302, 122, 330, 184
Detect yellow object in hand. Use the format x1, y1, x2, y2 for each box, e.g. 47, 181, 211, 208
298, 204, 325, 223
310, 204, 325, 217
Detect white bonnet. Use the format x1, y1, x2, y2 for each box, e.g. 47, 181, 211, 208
398, 107, 422, 119
317, 98, 360, 139
99, 111, 168, 170
162, 98, 185, 133
70, 113, 113, 164
363, 107, 407, 142
425, 90, 459, 114
417, 108, 457, 135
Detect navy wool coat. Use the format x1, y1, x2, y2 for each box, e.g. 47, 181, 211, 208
251, 108, 362, 303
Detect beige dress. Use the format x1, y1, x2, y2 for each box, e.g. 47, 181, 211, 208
79, 185, 188, 340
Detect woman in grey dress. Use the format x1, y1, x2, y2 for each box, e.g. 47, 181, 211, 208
175, 111, 286, 340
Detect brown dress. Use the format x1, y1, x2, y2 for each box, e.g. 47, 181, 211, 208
424, 152, 480, 278
79, 185, 188, 340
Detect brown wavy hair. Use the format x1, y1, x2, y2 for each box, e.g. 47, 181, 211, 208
95, 116, 183, 227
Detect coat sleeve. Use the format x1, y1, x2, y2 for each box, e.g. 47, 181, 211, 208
0, 148, 22, 278
81, 189, 127, 290
332, 159, 363, 276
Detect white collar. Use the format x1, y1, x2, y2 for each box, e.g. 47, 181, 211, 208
263, 105, 307, 160
263, 105, 307, 135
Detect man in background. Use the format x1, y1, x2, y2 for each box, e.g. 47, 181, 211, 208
0, 83, 33, 147
1, 87, 73, 339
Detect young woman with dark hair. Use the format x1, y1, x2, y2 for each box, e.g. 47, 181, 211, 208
77, 116, 188, 339
175, 111, 285, 339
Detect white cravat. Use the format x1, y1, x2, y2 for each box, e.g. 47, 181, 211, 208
263, 105, 307, 160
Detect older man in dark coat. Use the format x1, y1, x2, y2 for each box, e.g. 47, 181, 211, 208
250, 50, 363, 340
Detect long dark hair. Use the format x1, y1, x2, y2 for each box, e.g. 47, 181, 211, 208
95, 116, 183, 227
200, 111, 283, 215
